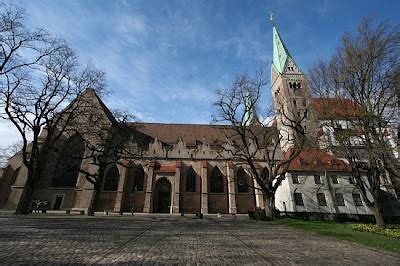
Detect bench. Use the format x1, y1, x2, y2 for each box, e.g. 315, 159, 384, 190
32, 200, 48, 213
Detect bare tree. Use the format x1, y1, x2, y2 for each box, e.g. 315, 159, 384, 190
309, 17, 400, 227
0, 2, 59, 76
0, 141, 22, 167
213, 68, 305, 219
0, 3, 106, 214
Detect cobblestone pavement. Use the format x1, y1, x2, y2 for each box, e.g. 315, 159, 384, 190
0, 214, 399, 265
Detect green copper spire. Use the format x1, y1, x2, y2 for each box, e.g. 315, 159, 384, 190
272, 24, 301, 74
243, 92, 258, 126
273, 26, 288, 74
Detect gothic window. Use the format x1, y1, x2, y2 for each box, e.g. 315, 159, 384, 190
314, 174, 321, 184
331, 175, 339, 184
292, 173, 299, 184
133, 166, 144, 191
335, 193, 345, 206
103, 165, 119, 191
294, 192, 304, 206
317, 193, 327, 206
186, 166, 196, 192
210, 166, 224, 193
302, 99, 307, 107
237, 168, 248, 193
352, 193, 363, 206
53, 134, 85, 187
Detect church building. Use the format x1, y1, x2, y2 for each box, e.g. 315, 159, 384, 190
0, 23, 399, 219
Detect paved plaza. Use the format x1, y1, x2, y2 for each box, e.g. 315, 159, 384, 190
0, 214, 399, 264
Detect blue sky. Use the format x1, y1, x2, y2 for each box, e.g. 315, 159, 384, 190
1, 0, 399, 146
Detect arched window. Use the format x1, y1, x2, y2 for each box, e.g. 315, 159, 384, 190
237, 168, 248, 193
210, 166, 224, 193
186, 166, 196, 192
133, 165, 144, 191
53, 134, 85, 187
103, 165, 119, 191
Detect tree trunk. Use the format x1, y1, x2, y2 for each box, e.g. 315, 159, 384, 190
87, 184, 100, 216
372, 207, 385, 227
264, 193, 276, 220
371, 198, 385, 227
15, 172, 34, 214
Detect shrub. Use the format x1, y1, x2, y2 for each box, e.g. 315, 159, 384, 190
351, 224, 400, 239
248, 207, 269, 221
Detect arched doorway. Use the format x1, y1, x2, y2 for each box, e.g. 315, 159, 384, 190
153, 178, 172, 213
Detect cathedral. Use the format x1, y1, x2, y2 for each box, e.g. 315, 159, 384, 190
0, 23, 399, 219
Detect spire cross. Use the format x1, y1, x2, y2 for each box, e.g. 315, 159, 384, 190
269, 11, 275, 26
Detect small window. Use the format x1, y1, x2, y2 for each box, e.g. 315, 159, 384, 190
335, 193, 345, 206
293, 100, 297, 107
294, 193, 304, 206
353, 193, 363, 206
302, 99, 306, 107
314, 174, 321, 184
317, 193, 327, 206
297, 111, 301, 118
331, 175, 339, 184
304, 111, 307, 118
292, 173, 299, 184
349, 176, 355, 185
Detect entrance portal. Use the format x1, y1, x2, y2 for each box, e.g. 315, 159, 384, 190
153, 178, 172, 213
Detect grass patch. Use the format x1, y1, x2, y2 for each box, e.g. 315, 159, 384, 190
271, 218, 400, 254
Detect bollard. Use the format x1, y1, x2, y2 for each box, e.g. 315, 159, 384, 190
217, 213, 221, 218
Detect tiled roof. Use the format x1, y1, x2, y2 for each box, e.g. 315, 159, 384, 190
131, 123, 278, 146
284, 148, 351, 172
312, 98, 362, 120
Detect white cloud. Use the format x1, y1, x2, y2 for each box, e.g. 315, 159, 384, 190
155, 86, 210, 104
0, 120, 24, 148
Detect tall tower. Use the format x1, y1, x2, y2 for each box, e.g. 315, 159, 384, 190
270, 22, 318, 152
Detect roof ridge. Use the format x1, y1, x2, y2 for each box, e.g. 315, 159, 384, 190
129, 122, 231, 127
